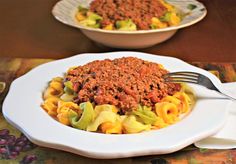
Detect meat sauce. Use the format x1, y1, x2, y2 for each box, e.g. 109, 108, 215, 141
89, 0, 167, 30
66, 57, 180, 113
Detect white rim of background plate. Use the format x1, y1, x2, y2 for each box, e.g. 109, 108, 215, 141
52, 0, 207, 34
2, 51, 231, 159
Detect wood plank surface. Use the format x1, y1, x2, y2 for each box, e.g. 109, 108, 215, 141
0, 0, 235, 62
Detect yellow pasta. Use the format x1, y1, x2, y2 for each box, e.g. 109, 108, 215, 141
43, 77, 64, 99
57, 101, 81, 125
180, 83, 195, 106
75, 12, 86, 21
49, 77, 63, 89
159, 0, 175, 12
152, 117, 168, 129
151, 17, 168, 29
103, 24, 113, 30
57, 101, 80, 113
168, 12, 181, 26
161, 96, 181, 106
100, 120, 122, 134
57, 112, 71, 125
94, 104, 118, 115
173, 92, 191, 113
41, 97, 60, 117
155, 102, 179, 124
86, 110, 118, 132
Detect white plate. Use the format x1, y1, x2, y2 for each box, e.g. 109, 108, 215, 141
3, 52, 231, 159
52, 0, 207, 48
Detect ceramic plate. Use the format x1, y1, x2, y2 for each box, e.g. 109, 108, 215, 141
51, 0, 207, 49
3, 52, 231, 159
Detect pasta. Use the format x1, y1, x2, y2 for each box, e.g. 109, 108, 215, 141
41, 97, 60, 117
75, 0, 182, 31
57, 101, 80, 125
41, 57, 195, 134
155, 102, 179, 124
43, 77, 64, 99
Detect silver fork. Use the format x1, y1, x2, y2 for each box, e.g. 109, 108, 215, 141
163, 71, 236, 101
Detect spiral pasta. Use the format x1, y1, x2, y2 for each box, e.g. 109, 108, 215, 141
41, 97, 60, 117
43, 77, 64, 99
155, 102, 179, 124
41, 77, 81, 125
57, 101, 80, 125
41, 73, 194, 134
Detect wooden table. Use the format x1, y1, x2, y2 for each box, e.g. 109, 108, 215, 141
0, 58, 236, 163
0, 0, 235, 62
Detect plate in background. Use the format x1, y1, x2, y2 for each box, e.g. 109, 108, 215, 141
52, 0, 207, 49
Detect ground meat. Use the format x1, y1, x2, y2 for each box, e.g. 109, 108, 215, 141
66, 57, 180, 113
89, 0, 167, 30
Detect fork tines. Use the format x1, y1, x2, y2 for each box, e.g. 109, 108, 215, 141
163, 71, 200, 84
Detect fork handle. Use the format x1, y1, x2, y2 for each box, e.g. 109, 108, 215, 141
207, 84, 236, 101
217, 92, 236, 101
213, 87, 236, 101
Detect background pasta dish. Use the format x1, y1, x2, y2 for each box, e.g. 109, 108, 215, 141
75, 0, 182, 31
